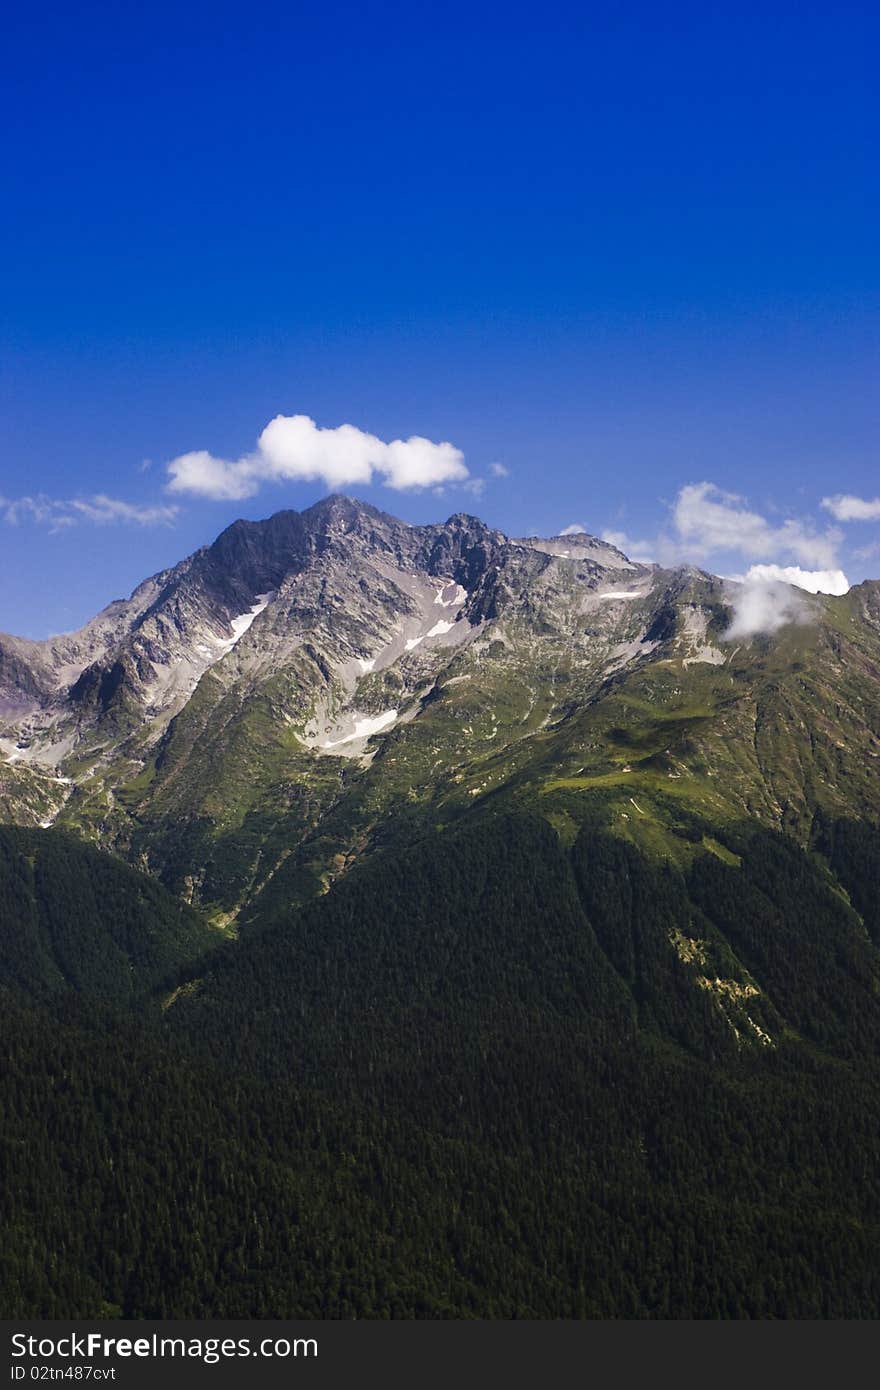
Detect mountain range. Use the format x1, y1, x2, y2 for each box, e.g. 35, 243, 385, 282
2, 494, 879, 925
2, 496, 880, 1318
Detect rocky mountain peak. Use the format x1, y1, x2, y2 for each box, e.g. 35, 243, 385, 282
301, 493, 391, 531
5, 496, 878, 901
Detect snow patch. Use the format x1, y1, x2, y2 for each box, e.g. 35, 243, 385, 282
217, 593, 273, 651
322, 709, 398, 748
405, 618, 456, 652
435, 582, 468, 609
597, 590, 643, 601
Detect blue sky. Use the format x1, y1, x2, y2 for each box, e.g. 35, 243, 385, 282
1, 1, 877, 636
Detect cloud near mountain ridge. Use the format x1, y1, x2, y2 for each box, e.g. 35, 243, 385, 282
166, 414, 470, 499
591, 482, 848, 585
673, 483, 841, 569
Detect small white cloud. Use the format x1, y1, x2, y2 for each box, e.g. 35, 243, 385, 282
821, 493, 880, 522
166, 413, 470, 499
560, 523, 586, 535
724, 579, 811, 641
489, 462, 509, 477
576, 487, 839, 576
69, 495, 179, 526
165, 450, 255, 501
742, 563, 849, 595
2, 496, 56, 526
723, 564, 847, 643
854, 540, 880, 562
674, 482, 840, 569
462, 478, 487, 497
600, 529, 657, 564
1, 493, 178, 532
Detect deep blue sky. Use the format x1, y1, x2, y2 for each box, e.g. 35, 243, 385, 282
2, 1, 877, 635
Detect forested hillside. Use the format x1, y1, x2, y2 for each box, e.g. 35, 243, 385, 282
3, 815, 880, 1318
0, 826, 215, 1003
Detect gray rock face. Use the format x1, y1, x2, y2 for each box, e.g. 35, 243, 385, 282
0, 495, 740, 876
0, 496, 659, 763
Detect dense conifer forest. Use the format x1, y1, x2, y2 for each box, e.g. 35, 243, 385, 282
2, 815, 879, 1317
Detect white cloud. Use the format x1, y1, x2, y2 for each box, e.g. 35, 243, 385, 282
489, 462, 509, 477
724, 578, 812, 641
1, 495, 56, 526
164, 451, 255, 501
723, 564, 847, 643
674, 482, 840, 569
592, 483, 844, 575
741, 563, 849, 595
166, 413, 470, 499
560, 523, 586, 535
854, 540, 880, 562
1, 493, 178, 532
462, 478, 487, 497
600, 528, 657, 564
69, 495, 180, 526
821, 493, 880, 522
